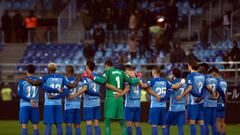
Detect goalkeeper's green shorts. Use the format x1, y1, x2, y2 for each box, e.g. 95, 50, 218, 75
104, 97, 124, 120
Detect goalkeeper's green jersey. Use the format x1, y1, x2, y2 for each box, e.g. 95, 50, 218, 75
93, 67, 139, 98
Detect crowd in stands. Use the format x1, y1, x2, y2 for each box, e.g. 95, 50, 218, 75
1, 10, 37, 43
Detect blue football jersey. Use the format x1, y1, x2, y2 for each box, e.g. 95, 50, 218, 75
41, 74, 70, 106
187, 72, 205, 105
169, 78, 187, 112
125, 82, 141, 108
147, 77, 172, 108
64, 76, 85, 110
18, 76, 39, 107
217, 78, 227, 107
203, 75, 218, 108
83, 73, 101, 108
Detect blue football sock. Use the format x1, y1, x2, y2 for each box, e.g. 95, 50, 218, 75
178, 126, 184, 135
127, 126, 132, 135
205, 125, 210, 135
190, 124, 196, 135
211, 124, 217, 135
66, 126, 72, 135
217, 131, 220, 135
162, 127, 168, 135
165, 126, 170, 135
200, 125, 206, 135
76, 127, 81, 135
56, 124, 63, 135
136, 126, 142, 135
86, 125, 92, 135
44, 124, 52, 135
94, 126, 101, 135
152, 126, 158, 135
22, 128, 28, 135
33, 129, 39, 135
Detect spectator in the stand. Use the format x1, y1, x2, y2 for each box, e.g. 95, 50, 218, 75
223, 11, 231, 40
167, 1, 178, 28
1, 10, 12, 42
93, 24, 106, 51
105, 7, 115, 44
25, 10, 37, 42
91, 0, 104, 23
128, 33, 137, 59
118, 52, 127, 64
142, 9, 152, 27
228, 41, 240, 61
13, 10, 24, 42
186, 49, 199, 62
129, 0, 138, 12
139, 22, 150, 57
200, 20, 209, 49
82, 9, 93, 40
116, 9, 127, 30
129, 12, 137, 31
134, 9, 142, 29
170, 43, 186, 63
83, 42, 95, 61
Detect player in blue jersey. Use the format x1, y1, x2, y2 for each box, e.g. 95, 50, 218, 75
115, 65, 162, 135
176, 60, 206, 135
198, 64, 219, 135
69, 60, 102, 135
24, 63, 79, 135
209, 67, 228, 135
18, 64, 60, 135
48, 65, 83, 135
147, 66, 172, 135
167, 68, 187, 135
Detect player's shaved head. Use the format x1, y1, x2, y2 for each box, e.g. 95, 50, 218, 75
105, 60, 113, 67
188, 60, 198, 71
48, 63, 57, 73
172, 67, 182, 78
124, 65, 133, 71
86, 60, 95, 71
152, 66, 161, 76
26, 64, 35, 74
198, 63, 209, 74
66, 65, 74, 74
208, 66, 219, 74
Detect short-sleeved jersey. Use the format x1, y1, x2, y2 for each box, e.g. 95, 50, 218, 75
125, 82, 141, 107
41, 74, 70, 106
147, 77, 172, 108
64, 76, 86, 110
169, 78, 187, 112
217, 77, 227, 106
18, 76, 39, 107
93, 67, 139, 99
83, 73, 101, 108
187, 72, 205, 105
203, 75, 218, 108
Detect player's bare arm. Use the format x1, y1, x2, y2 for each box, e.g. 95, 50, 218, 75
68, 85, 88, 100
66, 76, 81, 89
138, 80, 161, 100
115, 85, 130, 98
172, 79, 185, 90
105, 83, 122, 93
24, 78, 42, 86
176, 85, 193, 100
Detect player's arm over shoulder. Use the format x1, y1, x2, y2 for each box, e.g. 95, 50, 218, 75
123, 71, 139, 85
93, 70, 109, 84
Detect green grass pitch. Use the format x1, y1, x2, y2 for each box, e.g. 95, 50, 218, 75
0, 120, 239, 135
